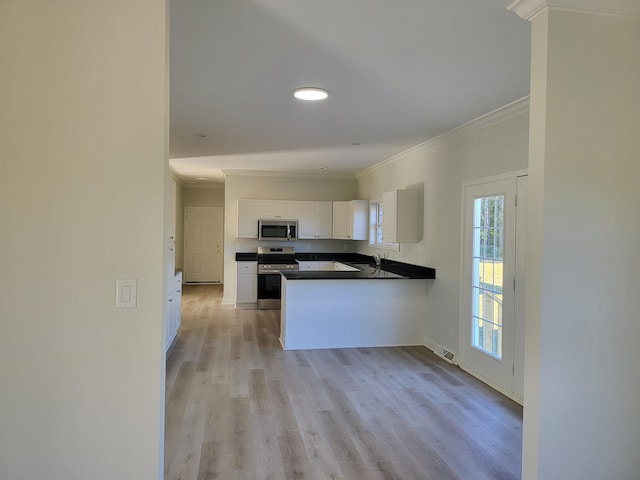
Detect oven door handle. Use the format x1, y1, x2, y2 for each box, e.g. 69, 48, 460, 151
258, 270, 282, 275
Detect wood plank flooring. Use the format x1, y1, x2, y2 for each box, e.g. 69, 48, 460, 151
165, 284, 523, 480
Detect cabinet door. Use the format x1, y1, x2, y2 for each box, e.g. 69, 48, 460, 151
382, 191, 397, 243
350, 200, 369, 241
278, 201, 299, 220
259, 200, 299, 219
236, 262, 257, 303
258, 200, 279, 218
332, 202, 350, 239
316, 202, 333, 238
298, 202, 317, 239
238, 199, 259, 238
382, 190, 418, 243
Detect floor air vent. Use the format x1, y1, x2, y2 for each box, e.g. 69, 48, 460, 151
434, 345, 457, 365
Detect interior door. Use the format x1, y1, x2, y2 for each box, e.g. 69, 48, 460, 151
184, 207, 223, 283
460, 175, 527, 402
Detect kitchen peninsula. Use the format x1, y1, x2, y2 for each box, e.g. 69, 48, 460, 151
280, 259, 435, 350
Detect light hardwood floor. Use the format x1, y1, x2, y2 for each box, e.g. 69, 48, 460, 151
165, 284, 522, 480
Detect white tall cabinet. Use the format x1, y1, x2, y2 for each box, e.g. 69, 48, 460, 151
332, 200, 368, 240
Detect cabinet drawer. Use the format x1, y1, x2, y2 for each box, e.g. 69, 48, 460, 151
237, 261, 257, 273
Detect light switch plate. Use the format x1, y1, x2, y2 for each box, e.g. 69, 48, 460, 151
116, 279, 137, 308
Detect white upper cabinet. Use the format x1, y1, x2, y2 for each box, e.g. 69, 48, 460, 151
382, 189, 419, 243
298, 201, 333, 239
259, 200, 299, 220
237, 199, 259, 238
238, 199, 302, 238
332, 200, 368, 240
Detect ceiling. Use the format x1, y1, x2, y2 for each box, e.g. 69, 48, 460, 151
169, 0, 530, 184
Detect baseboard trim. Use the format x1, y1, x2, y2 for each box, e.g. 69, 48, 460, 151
458, 364, 524, 406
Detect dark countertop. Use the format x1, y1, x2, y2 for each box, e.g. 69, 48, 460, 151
282, 259, 436, 280
235, 252, 258, 261
235, 251, 436, 279
235, 252, 372, 262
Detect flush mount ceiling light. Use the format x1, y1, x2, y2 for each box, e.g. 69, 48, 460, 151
293, 87, 328, 101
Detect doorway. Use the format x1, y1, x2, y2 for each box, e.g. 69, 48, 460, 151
460, 173, 527, 403
184, 206, 224, 283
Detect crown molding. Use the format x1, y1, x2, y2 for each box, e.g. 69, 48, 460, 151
508, 0, 640, 21
221, 169, 357, 181
356, 96, 530, 179
181, 182, 225, 189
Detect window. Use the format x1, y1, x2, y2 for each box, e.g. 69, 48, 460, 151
471, 195, 504, 359
369, 201, 399, 251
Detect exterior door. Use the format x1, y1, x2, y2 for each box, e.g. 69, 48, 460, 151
184, 207, 223, 283
460, 174, 527, 402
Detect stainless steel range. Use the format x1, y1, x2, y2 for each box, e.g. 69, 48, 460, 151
257, 246, 298, 309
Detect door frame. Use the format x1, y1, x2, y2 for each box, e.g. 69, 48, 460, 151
458, 169, 527, 404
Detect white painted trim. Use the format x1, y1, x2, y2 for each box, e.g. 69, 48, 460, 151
222, 296, 235, 305
508, 0, 548, 20
459, 364, 523, 405
508, 0, 640, 21
222, 169, 357, 180
457, 170, 528, 404
461, 169, 529, 188
424, 336, 520, 403
356, 96, 530, 178
181, 183, 225, 190
423, 336, 439, 353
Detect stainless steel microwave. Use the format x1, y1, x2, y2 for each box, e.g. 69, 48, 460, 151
258, 219, 298, 241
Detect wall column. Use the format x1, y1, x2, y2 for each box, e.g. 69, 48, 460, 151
509, 1, 640, 478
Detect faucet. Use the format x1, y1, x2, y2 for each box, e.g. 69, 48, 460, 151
373, 254, 381, 266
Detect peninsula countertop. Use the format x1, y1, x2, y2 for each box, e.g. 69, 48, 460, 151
281, 259, 435, 280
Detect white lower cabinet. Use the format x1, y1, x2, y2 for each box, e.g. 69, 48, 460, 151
236, 261, 257, 307
166, 271, 182, 352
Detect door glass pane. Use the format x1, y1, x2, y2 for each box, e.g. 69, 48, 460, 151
471, 195, 504, 359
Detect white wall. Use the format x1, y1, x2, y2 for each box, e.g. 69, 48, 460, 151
182, 184, 226, 207
523, 10, 640, 479
356, 102, 529, 355
0, 2, 167, 479
223, 174, 358, 303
